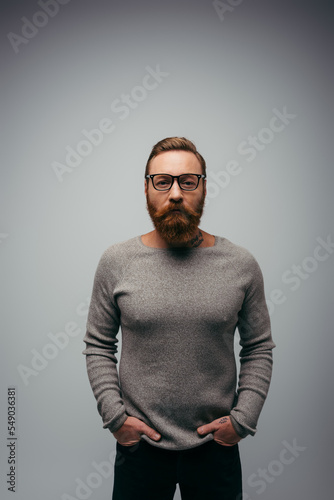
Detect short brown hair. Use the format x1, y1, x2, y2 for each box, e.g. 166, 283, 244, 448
145, 137, 206, 177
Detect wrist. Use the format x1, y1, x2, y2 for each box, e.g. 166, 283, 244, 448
229, 415, 247, 439
108, 414, 128, 434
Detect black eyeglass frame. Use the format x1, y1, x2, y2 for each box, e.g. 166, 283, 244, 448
145, 173, 206, 191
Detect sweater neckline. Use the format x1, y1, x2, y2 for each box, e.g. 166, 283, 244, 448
137, 235, 220, 252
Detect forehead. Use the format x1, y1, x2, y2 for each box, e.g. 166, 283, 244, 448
149, 150, 201, 175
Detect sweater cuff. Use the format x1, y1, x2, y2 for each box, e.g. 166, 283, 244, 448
104, 412, 128, 434
229, 415, 252, 439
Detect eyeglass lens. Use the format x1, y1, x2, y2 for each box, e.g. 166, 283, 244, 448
153, 174, 199, 191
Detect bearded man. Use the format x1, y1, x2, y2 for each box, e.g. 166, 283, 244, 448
83, 137, 275, 500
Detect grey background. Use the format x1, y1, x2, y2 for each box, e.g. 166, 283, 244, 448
1, 0, 333, 498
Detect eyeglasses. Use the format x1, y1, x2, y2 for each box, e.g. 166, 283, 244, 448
145, 173, 206, 191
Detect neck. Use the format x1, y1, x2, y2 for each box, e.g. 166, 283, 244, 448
141, 229, 215, 249
188, 230, 204, 248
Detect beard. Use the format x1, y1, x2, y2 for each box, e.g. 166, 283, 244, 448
146, 191, 205, 245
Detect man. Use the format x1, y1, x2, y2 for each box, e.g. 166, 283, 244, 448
83, 137, 275, 500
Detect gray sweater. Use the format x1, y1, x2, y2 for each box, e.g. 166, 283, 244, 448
83, 235, 275, 450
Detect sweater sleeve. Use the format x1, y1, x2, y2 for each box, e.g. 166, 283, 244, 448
82, 251, 128, 433
229, 256, 275, 438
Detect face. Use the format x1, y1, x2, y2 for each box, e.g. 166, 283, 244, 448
145, 150, 206, 245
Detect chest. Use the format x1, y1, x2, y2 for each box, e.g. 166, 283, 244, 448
114, 255, 246, 333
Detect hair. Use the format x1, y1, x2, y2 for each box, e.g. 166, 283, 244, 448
144, 137, 206, 177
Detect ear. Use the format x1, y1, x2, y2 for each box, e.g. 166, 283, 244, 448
144, 179, 148, 196
203, 178, 207, 197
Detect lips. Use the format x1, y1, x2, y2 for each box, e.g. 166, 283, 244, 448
163, 208, 185, 219
169, 205, 183, 212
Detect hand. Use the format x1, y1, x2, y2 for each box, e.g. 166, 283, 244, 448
197, 416, 242, 447
112, 416, 161, 446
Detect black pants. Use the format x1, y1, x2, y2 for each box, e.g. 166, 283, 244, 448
112, 439, 242, 500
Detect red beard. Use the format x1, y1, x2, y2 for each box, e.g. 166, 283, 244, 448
146, 192, 205, 245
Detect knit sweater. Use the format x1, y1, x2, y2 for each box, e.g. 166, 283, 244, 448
83, 235, 275, 450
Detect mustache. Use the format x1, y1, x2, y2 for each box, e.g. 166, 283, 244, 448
153, 202, 201, 219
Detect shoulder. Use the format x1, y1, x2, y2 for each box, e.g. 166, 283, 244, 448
95, 236, 142, 278
215, 236, 264, 280
102, 236, 140, 256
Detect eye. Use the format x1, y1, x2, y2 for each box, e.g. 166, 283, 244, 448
179, 175, 198, 189
156, 180, 169, 187
182, 180, 196, 187
153, 175, 172, 190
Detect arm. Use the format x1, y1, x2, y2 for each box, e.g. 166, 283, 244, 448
83, 252, 127, 432
229, 257, 275, 438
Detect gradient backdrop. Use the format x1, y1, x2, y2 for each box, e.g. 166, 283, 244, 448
1, 1, 333, 499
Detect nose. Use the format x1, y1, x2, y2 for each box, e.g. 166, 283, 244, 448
168, 178, 183, 202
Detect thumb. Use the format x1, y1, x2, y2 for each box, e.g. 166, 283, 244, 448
140, 422, 161, 441
197, 421, 219, 436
